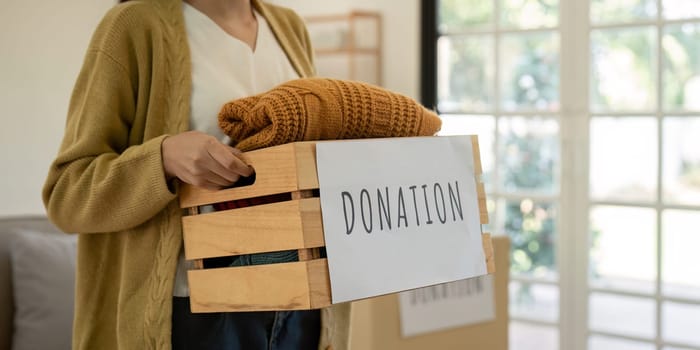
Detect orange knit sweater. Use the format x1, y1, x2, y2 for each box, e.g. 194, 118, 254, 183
218, 78, 442, 151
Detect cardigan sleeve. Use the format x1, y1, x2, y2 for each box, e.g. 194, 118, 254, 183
42, 8, 178, 234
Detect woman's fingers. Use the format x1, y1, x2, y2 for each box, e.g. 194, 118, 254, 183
162, 131, 253, 189
206, 142, 254, 181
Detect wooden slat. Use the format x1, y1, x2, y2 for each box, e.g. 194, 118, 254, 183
482, 233, 496, 274
291, 189, 315, 200
293, 142, 320, 191
471, 135, 489, 225
187, 207, 202, 271
307, 258, 332, 309
305, 13, 354, 22
182, 198, 324, 260
298, 248, 322, 261
294, 189, 321, 253
188, 261, 315, 312
477, 182, 489, 224
314, 48, 381, 55
179, 142, 319, 208
300, 199, 325, 249
471, 135, 483, 176
306, 11, 381, 24
298, 249, 314, 261
193, 259, 203, 270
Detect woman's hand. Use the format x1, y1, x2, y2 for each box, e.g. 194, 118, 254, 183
161, 131, 253, 190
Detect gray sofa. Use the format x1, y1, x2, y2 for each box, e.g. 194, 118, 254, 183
0, 216, 75, 350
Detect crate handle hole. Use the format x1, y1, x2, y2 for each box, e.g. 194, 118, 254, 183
229, 171, 256, 189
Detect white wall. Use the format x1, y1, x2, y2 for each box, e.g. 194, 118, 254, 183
270, 0, 421, 99
0, 0, 421, 217
0, 1, 114, 217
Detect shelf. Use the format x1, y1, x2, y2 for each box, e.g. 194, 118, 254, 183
305, 11, 382, 86
314, 48, 380, 55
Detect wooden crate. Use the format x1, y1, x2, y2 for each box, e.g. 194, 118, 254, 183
179, 137, 494, 313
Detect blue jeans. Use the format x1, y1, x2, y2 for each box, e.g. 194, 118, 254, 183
171, 297, 321, 350
172, 249, 320, 349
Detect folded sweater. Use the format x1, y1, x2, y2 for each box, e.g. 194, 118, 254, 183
218, 78, 442, 151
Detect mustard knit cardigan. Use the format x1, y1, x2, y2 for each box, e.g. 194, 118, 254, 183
42, 1, 349, 349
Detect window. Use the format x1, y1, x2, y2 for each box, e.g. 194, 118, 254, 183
422, 0, 700, 349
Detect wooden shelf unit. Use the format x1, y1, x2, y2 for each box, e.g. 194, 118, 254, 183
305, 11, 383, 86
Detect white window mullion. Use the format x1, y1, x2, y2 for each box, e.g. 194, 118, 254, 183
512, 274, 559, 286
591, 200, 700, 211
442, 26, 560, 36
558, 0, 590, 349
511, 316, 560, 327
440, 110, 560, 117
655, 0, 664, 349
590, 111, 699, 117
589, 16, 700, 30
492, 0, 502, 235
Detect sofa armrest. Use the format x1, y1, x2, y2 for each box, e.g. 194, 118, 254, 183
0, 216, 64, 350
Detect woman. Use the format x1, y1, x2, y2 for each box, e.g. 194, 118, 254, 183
42, 0, 350, 349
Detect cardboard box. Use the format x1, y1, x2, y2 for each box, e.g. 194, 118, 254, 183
178, 138, 494, 313
350, 236, 510, 350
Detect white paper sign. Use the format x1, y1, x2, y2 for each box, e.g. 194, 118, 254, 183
316, 136, 487, 303
398, 275, 496, 337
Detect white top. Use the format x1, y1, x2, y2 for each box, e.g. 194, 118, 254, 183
174, 3, 300, 297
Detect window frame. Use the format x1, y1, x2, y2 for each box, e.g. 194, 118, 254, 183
421, 1, 700, 349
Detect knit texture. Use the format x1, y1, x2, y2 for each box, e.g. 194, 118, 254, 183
218, 78, 442, 151
41, 1, 346, 350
